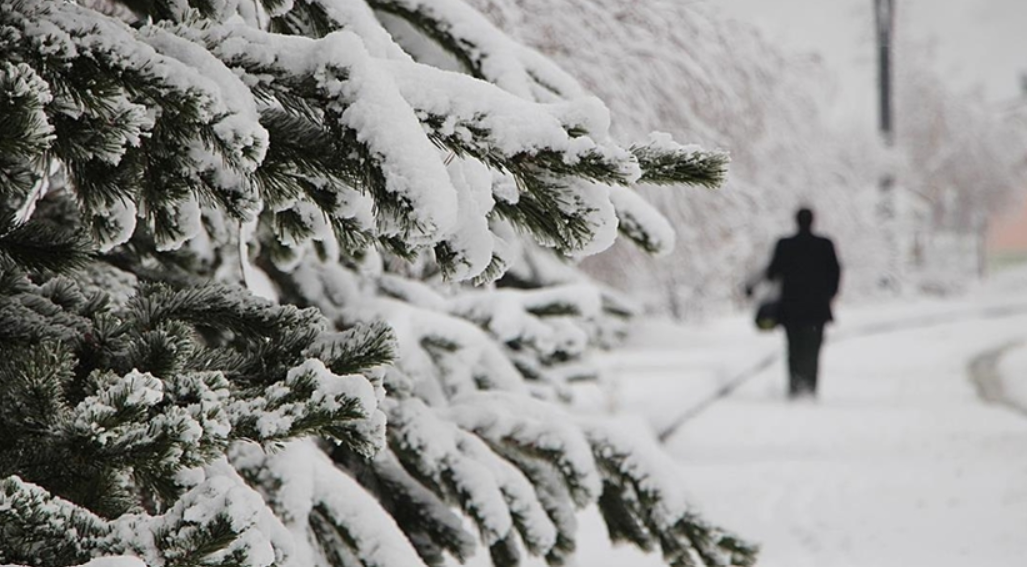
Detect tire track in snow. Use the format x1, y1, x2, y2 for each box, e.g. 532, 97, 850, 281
657, 301, 1027, 443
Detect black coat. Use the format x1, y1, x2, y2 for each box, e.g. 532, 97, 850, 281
766, 230, 841, 324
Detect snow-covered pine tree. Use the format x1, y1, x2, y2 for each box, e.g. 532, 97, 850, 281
465, 0, 885, 312
0, 1, 755, 567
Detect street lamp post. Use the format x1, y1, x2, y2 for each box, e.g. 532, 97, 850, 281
876, 0, 894, 146
875, 0, 899, 289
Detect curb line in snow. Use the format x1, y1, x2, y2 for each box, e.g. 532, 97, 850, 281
656, 350, 778, 443
968, 340, 1027, 417
656, 301, 1027, 443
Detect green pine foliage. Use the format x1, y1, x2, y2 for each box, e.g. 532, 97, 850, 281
0, 1, 755, 567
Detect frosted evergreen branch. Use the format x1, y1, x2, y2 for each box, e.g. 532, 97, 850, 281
631, 135, 730, 189
386, 399, 515, 546
0, 277, 93, 346
493, 182, 596, 254
367, 0, 584, 100
484, 443, 580, 566
331, 446, 478, 566
583, 421, 759, 567
253, 110, 375, 256
126, 284, 324, 344
447, 392, 602, 507
469, 253, 509, 286
0, 477, 114, 566
1, 1, 266, 250
1, 273, 388, 512
0, 475, 274, 567
229, 359, 385, 456
305, 320, 397, 376
447, 286, 601, 392
0, 214, 93, 274
0, 343, 74, 440
0, 62, 54, 200
608, 184, 677, 256
231, 440, 429, 567
195, 25, 454, 246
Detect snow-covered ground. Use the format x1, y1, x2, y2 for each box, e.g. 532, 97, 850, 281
460, 268, 1027, 567
569, 267, 1027, 567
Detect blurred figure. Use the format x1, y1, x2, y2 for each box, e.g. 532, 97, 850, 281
750, 208, 841, 398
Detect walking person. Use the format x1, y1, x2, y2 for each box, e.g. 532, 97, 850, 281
750, 208, 841, 398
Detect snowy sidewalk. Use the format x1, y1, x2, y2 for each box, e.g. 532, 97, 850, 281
666, 313, 1027, 567
495, 272, 1027, 567
581, 270, 1027, 567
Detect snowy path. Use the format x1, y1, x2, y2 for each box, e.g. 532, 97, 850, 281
662, 309, 1027, 567
470, 273, 1027, 567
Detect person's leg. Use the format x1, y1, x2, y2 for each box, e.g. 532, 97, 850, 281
785, 324, 822, 398
806, 324, 825, 394
785, 324, 803, 397
790, 325, 815, 397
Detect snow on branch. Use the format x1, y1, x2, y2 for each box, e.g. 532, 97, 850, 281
582, 418, 759, 567
231, 440, 429, 567
631, 132, 730, 188
368, 0, 585, 101
197, 22, 460, 244
447, 391, 602, 507
386, 397, 517, 547
1, 0, 267, 250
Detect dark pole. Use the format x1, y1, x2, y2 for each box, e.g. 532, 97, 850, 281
875, 0, 898, 289
876, 0, 894, 146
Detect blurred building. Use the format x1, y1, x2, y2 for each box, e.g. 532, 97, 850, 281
987, 88, 1027, 269
988, 194, 1027, 265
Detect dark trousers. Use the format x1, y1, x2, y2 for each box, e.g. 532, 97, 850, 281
784, 323, 824, 397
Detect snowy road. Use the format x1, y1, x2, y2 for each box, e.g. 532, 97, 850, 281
665, 311, 1027, 567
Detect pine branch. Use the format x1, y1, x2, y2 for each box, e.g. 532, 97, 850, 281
0, 214, 93, 274
305, 321, 397, 376
0, 477, 113, 567
268, 0, 338, 38
366, 0, 580, 100
586, 423, 759, 567
332, 446, 478, 567
126, 284, 323, 342
631, 138, 730, 188
0, 62, 54, 200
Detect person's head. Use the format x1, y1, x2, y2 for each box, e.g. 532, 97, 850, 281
796, 207, 814, 232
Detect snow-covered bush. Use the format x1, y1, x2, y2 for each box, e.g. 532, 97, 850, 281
0, 1, 754, 566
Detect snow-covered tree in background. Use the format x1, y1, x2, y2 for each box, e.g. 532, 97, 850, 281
895, 40, 1027, 289
461, 0, 881, 316
469, 0, 1027, 315
0, 1, 755, 567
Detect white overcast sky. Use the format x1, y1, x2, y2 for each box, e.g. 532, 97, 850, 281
707, 0, 1027, 125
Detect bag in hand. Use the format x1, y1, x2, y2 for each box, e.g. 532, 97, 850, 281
754, 299, 780, 331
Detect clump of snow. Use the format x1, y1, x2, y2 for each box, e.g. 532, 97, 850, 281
447, 391, 602, 506
438, 157, 497, 280
607, 184, 676, 255
303, 0, 413, 61
153, 193, 202, 252
314, 31, 459, 242
90, 197, 138, 253
375, 0, 586, 101
114, 469, 276, 567
231, 439, 429, 567
387, 397, 514, 544
387, 59, 621, 165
